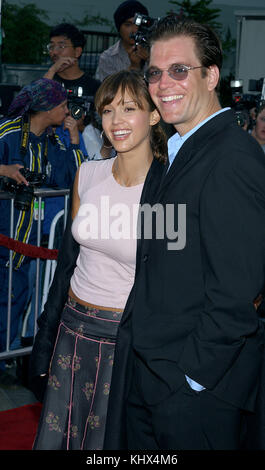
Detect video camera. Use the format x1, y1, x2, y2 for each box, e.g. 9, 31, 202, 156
0, 168, 46, 212
230, 79, 249, 127
64, 86, 94, 120
131, 13, 160, 49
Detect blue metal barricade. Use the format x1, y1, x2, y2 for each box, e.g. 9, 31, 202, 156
0, 188, 69, 361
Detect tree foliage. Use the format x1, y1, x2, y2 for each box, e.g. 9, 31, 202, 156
2, 1, 50, 64
168, 0, 222, 31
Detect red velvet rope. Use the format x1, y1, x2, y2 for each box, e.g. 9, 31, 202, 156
0, 234, 58, 260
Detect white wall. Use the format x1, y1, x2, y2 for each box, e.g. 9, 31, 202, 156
234, 10, 265, 93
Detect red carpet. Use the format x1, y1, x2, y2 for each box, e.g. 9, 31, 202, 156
0, 403, 42, 450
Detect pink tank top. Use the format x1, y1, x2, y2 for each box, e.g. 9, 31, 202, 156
71, 157, 144, 309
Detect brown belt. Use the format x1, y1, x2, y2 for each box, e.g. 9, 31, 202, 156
68, 286, 123, 312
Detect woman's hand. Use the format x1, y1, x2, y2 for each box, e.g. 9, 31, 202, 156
64, 116, 80, 145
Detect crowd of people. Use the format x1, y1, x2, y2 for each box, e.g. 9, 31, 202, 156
234, 102, 265, 153
1, 0, 265, 452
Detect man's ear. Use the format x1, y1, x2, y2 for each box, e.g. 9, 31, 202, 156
207, 64, 219, 91
74, 46, 83, 59
150, 109, 160, 126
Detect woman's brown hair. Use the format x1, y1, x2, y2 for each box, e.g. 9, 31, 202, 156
95, 70, 167, 163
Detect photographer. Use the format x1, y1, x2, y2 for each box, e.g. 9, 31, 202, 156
96, 1, 149, 82
44, 23, 100, 97
45, 23, 101, 136
0, 78, 84, 382
44, 23, 104, 161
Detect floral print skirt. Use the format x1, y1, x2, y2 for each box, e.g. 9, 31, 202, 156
33, 297, 123, 450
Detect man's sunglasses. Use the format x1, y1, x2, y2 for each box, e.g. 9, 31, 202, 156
144, 64, 204, 84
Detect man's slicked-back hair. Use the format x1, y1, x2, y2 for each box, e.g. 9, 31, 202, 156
49, 23, 86, 49
150, 15, 223, 73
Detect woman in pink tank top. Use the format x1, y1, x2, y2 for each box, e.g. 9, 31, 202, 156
31, 70, 168, 450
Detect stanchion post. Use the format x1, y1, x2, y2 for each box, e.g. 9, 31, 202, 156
33, 195, 42, 337
64, 193, 69, 229
6, 197, 15, 352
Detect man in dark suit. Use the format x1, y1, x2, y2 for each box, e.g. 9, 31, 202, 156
104, 16, 265, 450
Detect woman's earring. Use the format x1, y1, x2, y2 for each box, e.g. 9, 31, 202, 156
101, 130, 113, 148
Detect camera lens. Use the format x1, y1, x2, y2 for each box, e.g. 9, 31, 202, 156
69, 103, 84, 120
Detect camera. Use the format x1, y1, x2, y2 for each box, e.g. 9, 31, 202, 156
230, 78, 265, 128
65, 86, 94, 120
230, 80, 248, 127
131, 13, 160, 49
0, 168, 46, 212
230, 79, 257, 128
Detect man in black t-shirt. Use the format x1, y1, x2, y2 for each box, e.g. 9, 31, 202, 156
44, 23, 101, 152
44, 23, 100, 98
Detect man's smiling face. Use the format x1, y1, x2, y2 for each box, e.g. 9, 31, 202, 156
148, 35, 218, 136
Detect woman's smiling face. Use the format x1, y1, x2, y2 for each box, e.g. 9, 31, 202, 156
101, 88, 159, 156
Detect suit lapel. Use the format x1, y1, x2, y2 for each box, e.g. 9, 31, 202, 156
157, 134, 195, 200
140, 157, 165, 205
157, 109, 237, 200
134, 158, 165, 274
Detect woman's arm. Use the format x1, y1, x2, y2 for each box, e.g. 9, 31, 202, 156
71, 166, 81, 219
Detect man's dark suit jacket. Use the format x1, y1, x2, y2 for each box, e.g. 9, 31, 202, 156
104, 109, 265, 449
